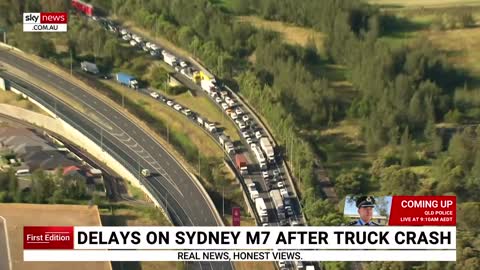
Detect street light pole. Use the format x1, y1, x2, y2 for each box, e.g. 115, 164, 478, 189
166, 125, 170, 143
54, 99, 58, 118
70, 50, 73, 76
222, 185, 225, 217
100, 127, 103, 151
198, 149, 201, 176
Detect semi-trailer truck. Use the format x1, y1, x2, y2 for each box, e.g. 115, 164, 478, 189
270, 189, 285, 220
252, 145, 267, 169
235, 154, 248, 175
201, 79, 216, 93
255, 197, 268, 223
116, 73, 138, 89
260, 137, 275, 162
162, 51, 177, 66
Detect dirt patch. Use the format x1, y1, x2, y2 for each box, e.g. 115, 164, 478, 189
0, 203, 109, 270
237, 16, 326, 52
426, 27, 480, 77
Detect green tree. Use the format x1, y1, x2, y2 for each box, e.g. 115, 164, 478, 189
400, 127, 413, 167
380, 166, 419, 195
335, 168, 369, 198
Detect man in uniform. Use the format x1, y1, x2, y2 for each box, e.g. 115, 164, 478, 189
348, 196, 380, 226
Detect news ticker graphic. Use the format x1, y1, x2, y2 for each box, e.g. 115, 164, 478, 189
24, 226, 456, 262
23, 12, 68, 32
389, 196, 456, 225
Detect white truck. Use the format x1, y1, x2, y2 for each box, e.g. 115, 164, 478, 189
196, 116, 204, 126
162, 51, 177, 66
224, 141, 235, 154
255, 197, 268, 223
218, 134, 229, 146
80, 61, 99, 74
270, 189, 286, 220
250, 190, 259, 200
252, 145, 267, 169
201, 79, 216, 94
260, 137, 275, 162
205, 123, 217, 133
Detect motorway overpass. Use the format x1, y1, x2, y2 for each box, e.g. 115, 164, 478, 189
0, 49, 232, 270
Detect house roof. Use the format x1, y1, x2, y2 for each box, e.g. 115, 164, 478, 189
23, 150, 78, 171
0, 127, 81, 171
63, 165, 81, 176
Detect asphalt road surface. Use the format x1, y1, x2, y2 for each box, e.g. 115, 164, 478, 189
0, 216, 11, 270
0, 49, 233, 270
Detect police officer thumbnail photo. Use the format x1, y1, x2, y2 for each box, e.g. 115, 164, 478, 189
344, 195, 392, 226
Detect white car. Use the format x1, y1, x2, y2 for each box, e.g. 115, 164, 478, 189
173, 104, 182, 111
230, 112, 238, 120
246, 137, 253, 145
221, 102, 229, 110
242, 131, 250, 138
122, 34, 131, 41
242, 114, 250, 122
166, 100, 174, 106
215, 97, 222, 103
262, 223, 269, 227
255, 131, 262, 139
182, 109, 192, 116
120, 29, 128, 35
238, 122, 246, 130
235, 107, 243, 115
279, 261, 286, 268
180, 61, 188, 68
150, 92, 159, 99
210, 91, 218, 98
262, 171, 269, 179
224, 96, 232, 103
129, 40, 138, 47
250, 143, 257, 150
226, 98, 236, 107
277, 181, 285, 189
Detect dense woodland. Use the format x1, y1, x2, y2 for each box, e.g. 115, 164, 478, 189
1, 0, 479, 269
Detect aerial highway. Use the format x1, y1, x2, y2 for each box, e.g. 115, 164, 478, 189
0, 49, 233, 270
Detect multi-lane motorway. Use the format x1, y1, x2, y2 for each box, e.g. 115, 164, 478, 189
0, 49, 232, 270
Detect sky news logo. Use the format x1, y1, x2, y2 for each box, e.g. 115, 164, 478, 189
23, 12, 68, 32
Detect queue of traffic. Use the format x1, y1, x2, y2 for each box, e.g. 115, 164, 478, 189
72, 5, 307, 269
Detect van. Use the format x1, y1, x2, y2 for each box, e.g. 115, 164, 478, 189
197, 117, 204, 126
